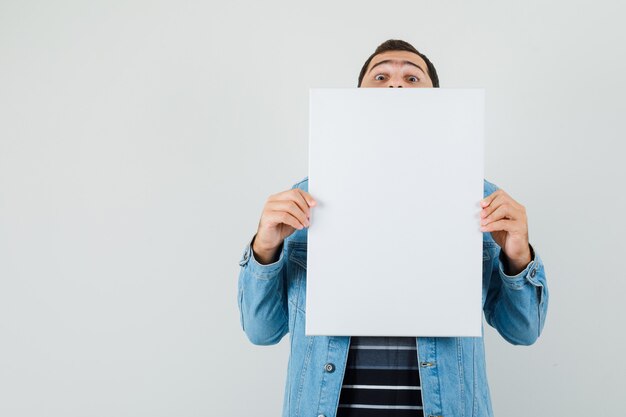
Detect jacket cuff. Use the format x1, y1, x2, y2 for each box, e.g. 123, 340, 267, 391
498, 243, 542, 289
238, 233, 285, 279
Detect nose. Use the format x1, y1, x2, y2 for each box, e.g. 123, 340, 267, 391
388, 85, 403, 88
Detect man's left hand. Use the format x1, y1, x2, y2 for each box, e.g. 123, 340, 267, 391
479, 189, 532, 275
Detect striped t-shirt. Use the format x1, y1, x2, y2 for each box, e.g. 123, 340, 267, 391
337, 336, 423, 417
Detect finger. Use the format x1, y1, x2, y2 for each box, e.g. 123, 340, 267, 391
480, 203, 518, 226
274, 189, 311, 218
290, 190, 313, 217
296, 189, 317, 207
481, 189, 514, 208
268, 190, 311, 219
267, 210, 305, 230
480, 219, 518, 233
480, 189, 501, 208
480, 193, 505, 218
267, 200, 309, 227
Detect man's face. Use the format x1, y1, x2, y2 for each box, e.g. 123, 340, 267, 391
360, 50, 433, 88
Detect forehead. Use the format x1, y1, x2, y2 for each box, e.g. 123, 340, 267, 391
367, 50, 428, 73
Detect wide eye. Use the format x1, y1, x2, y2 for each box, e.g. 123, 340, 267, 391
374, 74, 385, 81
407, 75, 419, 83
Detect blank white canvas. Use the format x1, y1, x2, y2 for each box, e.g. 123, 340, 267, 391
306, 88, 485, 337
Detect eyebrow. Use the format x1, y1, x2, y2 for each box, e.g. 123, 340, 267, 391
368, 59, 426, 75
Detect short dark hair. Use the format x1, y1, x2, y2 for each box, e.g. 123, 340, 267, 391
358, 39, 440, 88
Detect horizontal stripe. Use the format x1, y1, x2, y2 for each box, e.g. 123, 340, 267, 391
350, 345, 416, 350
338, 386, 422, 406
346, 349, 418, 368
342, 368, 420, 386
342, 384, 420, 390
351, 336, 416, 347
347, 365, 419, 370
337, 407, 424, 417
338, 404, 423, 410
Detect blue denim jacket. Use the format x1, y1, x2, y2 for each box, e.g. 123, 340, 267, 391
237, 177, 548, 417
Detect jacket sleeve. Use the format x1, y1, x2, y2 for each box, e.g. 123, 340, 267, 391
237, 232, 289, 346
237, 179, 306, 346
483, 242, 549, 345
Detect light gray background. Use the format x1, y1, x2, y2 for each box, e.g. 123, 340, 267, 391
0, 1, 624, 416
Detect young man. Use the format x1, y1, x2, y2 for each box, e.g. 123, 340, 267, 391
237, 39, 549, 417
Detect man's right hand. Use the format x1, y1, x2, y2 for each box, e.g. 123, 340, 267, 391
252, 188, 317, 265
